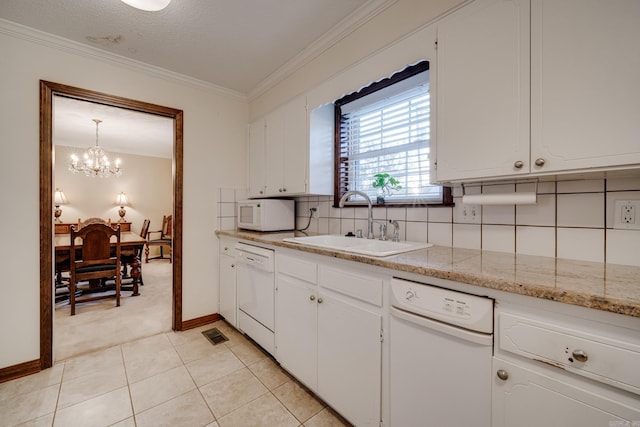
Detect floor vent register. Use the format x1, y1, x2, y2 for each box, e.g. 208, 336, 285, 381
201, 327, 229, 345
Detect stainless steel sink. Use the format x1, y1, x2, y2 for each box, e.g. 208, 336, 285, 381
282, 235, 432, 257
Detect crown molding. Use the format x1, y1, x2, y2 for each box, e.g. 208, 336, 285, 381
247, 0, 398, 101
0, 18, 248, 101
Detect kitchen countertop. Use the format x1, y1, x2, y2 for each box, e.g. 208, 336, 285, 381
216, 229, 640, 318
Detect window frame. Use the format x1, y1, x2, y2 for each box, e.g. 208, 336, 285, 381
333, 61, 452, 207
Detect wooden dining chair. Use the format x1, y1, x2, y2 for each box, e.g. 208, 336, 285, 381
78, 217, 110, 228
121, 219, 150, 286
54, 252, 71, 303
69, 222, 121, 315
145, 215, 172, 263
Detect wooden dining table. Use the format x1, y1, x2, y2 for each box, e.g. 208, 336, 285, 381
55, 231, 146, 296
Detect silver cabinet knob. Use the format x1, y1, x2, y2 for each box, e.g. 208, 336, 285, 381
282, 188, 287, 192
514, 160, 524, 169
572, 349, 588, 363
405, 290, 416, 302
317, 297, 323, 304
231, 264, 235, 268
259, 190, 264, 194
497, 370, 509, 381
535, 158, 545, 167
309, 295, 316, 301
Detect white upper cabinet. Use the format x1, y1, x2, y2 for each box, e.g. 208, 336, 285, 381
265, 95, 307, 196
436, 0, 640, 183
249, 95, 333, 198
436, 0, 530, 182
248, 119, 266, 198
530, 0, 640, 173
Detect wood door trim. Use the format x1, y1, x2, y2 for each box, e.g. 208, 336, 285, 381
39, 81, 184, 369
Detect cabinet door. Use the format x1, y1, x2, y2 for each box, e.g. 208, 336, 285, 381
264, 95, 308, 196
219, 253, 237, 327
248, 119, 266, 198
265, 109, 285, 196
275, 274, 318, 390
492, 357, 640, 427
317, 294, 382, 427
436, 0, 530, 182
530, 0, 640, 173
281, 95, 307, 195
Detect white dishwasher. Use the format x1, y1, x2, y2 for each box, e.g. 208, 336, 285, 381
235, 242, 275, 355
390, 277, 494, 427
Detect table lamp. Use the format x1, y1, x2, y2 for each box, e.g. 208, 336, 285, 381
116, 192, 129, 222
54, 188, 68, 223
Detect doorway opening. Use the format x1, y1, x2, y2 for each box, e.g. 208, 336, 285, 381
39, 80, 184, 369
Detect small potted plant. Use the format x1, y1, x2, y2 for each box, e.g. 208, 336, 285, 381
372, 173, 402, 204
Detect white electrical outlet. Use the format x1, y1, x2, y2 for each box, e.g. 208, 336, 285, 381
459, 203, 481, 223
614, 200, 640, 230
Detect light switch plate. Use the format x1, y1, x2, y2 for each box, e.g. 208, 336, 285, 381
458, 203, 481, 224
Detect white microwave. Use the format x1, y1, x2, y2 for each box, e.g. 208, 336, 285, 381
237, 199, 295, 231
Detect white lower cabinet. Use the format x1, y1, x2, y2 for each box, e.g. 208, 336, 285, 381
218, 238, 238, 327
275, 273, 318, 390
222, 239, 640, 426
316, 292, 382, 427
492, 303, 640, 426
275, 252, 383, 427
492, 356, 640, 426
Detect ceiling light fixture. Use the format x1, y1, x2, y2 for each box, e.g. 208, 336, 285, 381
69, 119, 122, 178
120, 0, 172, 11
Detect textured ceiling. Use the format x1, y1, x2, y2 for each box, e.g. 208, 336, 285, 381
1, 0, 392, 158
54, 96, 174, 159
0, 0, 382, 96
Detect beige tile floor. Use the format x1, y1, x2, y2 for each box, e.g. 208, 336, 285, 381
2, 261, 351, 427
0, 321, 352, 427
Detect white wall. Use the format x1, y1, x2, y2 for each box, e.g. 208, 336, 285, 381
250, 0, 464, 117
55, 146, 172, 250
0, 28, 248, 369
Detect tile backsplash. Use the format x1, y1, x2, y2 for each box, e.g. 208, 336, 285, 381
217, 177, 640, 267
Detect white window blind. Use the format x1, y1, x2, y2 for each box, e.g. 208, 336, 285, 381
338, 68, 442, 203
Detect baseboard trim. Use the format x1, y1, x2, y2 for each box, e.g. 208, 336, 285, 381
0, 359, 41, 384
180, 313, 221, 331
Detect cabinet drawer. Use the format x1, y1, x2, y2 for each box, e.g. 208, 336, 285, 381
277, 253, 317, 284
318, 265, 383, 307
499, 312, 640, 394
219, 240, 238, 257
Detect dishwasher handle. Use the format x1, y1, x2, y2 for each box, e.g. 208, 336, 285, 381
391, 306, 493, 346
235, 243, 275, 272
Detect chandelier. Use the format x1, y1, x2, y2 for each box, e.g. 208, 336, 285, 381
69, 119, 122, 178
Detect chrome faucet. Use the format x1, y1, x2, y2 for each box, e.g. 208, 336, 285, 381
389, 220, 400, 242
377, 221, 387, 240
338, 190, 375, 239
